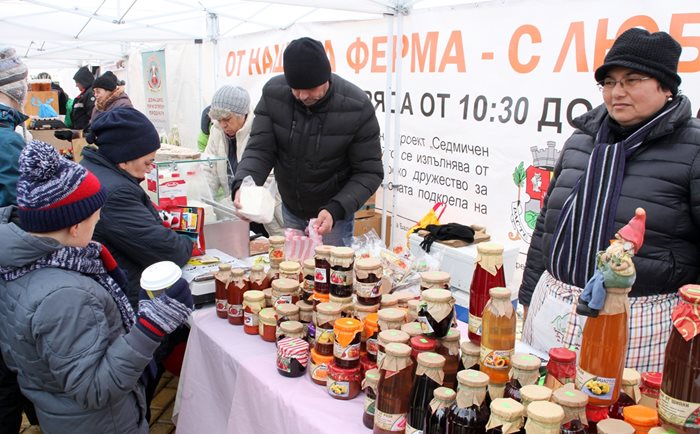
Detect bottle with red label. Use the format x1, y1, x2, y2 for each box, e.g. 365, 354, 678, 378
468, 242, 506, 345
227, 268, 248, 325
214, 263, 232, 319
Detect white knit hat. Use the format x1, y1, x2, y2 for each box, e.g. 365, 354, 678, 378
209, 85, 250, 120
0, 47, 28, 106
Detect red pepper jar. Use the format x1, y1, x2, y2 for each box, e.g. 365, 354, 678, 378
214, 263, 232, 319
249, 263, 270, 291
639, 372, 662, 410
545, 347, 577, 391
227, 268, 248, 326
467, 242, 506, 345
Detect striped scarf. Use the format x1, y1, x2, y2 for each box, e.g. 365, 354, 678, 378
548, 102, 678, 288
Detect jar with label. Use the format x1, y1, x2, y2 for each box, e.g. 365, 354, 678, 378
314, 302, 343, 357
410, 336, 438, 372
227, 268, 248, 326
276, 320, 305, 343
329, 247, 354, 298
302, 258, 315, 303
446, 369, 491, 433
327, 362, 362, 400
458, 341, 480, 372
378, 307, 406, 331
406, 299, 422, 323
622, 405, 658, 433
258, 307, 277, 342
374, 342, 414, 434
407, 352, 446, 434
280, 260, 303, 282
276, 337, 308, 378
242, 290, 265, 335
504, 354, 542, 402
214, 263, 233, 319
296, 300, 314, 342
639, 372, 661, 410
334, 317, 363, 369
437, 328, 461, 391
275, 303, 300, 326
468, 242, 506, 345
553, 387, 589, 434
376, 330, 410, 377
420, 271, 451, 291
480, 287, 516, 386
520, 385, 552, 415
355, 258, 383, 305
380, 293, 400, 309
249, 263, 270, 291
596, 418, 635, 434
269, 235, 285, 261
309, 348, 333, 386
545, 347, 577, 391
364, 312, 379, 360
271, 278, 299, 306
314, 245, 333, 296
525, 401, 565, 434
363, 369, 381, 429
401, 322, 425, 339
417, 289, 455, 338
485, 397, 525, 433
425, 386, 456, 434
609, 368, 641, 420
659, 285, 700, 434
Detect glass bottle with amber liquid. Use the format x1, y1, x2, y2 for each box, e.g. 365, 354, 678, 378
479, 287, 516, 388
446, 369, 492, 433
424, 387, 455, 434
406, 352, 446, 434
374, 342, 414, 434
468, 242, 506, 345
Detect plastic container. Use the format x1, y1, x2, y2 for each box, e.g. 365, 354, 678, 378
141, 260, 182, 299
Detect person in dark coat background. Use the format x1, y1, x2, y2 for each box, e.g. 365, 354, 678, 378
231, 37, 383, 246
70, 65, 95, 130
91, 70, 133, 121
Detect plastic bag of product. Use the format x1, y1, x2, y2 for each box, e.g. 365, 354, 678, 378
238, 176, 275, 223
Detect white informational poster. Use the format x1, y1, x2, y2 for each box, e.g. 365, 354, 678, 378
141, 49, 170, 133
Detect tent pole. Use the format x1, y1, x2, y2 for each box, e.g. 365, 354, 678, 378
380, 11, 395, 247
390, 7, 404, 249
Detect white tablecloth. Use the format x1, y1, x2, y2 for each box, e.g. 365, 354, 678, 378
173, 307, 367, 434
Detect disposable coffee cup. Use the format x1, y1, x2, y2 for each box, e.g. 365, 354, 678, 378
140, 261, 182, 299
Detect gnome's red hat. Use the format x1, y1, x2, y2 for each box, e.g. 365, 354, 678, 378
617, 208, 646, 253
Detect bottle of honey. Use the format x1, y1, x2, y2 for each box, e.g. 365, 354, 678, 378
479, 287, 515, 388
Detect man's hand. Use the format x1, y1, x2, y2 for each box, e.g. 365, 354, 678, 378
314, 209, 334, 235
232, 189, 250, 222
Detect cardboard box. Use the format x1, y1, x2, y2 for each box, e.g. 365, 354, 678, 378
354, 211, 392, 246
29, 129, 72, 152
23, 91, 59, 117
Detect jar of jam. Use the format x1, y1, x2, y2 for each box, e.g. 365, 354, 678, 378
333, 317, 363, 369
275, 303, 300, 326
610, 368, 641, 419
596, 417, 635, 434
249, 263, 270, 291
227, 268, 249, 326
360, 353, 377, 377
380, 293, 400, 309
377, 307, 406, 331
314, 302, 343, 357
420, 271, 450, 291
545, 347, 576, 391
520, 384, 553, 413
437, 328, 461, 391
525, 400, 565, 433
329, 247, 354, 298
410, 336, 437, 368
486, 397, 525, 433
622, 405, 659, 433
301, 258, 315, 303
553, 387, 589, 433
271, 278, 299, 306
327, 362, 362, 400
354, 302, 379, 323
258, 307, 277, 342
460, 340, 481, 371
214, 263, 233, 319
242, 290, 265, 335
504, 353, 542, 402
362, 369, 380, 429
276, 320, 305, 342
417, 289, 455, 338
406, 299, 421, 323
426, 386, 456, 434
268, 235, 285, 261
639, 372, 661, 410
354, 258, 383, 306
314, 245, 333, 296
313, 291, 329, 305
586, 404, 610, 434
376, 329, 410, 370
280, 260, 302, 282
447, 369, 491, 433
263, 288, 273, 308
400, 322, 424, 339
309, 348, 333, 386
364, 313, 379, 361
276, 337, 308, 378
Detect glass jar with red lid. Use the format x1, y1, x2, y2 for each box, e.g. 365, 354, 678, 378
639, 372, 662, 410
276, 337, 308, 378
545, 347, 577, 391
327, 362, 362, 400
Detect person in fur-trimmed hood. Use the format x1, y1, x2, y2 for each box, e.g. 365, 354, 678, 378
91, 71, 133, 122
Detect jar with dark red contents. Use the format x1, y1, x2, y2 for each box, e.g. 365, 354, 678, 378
333, 317, 363, 369
214, 263, 232, 319
460, 340, 481, 371
329, 247, 354, 298
327, 362, 361, 400
258, 307, 277, 342
302, 258, 315, 303
362, 369, 380, 429
503, 353, 542, 403
609, 368, 641, 420
410, 336, 437, 376
271, 278, 299, 306
420, 271, 450, 291
545, 347, 577, 391
401, 322, 424, 339
437, 328, 461, 391
314, 245, 333, 297
276, 337, 308, 378
249, 263, 270, 291
268, 235, 285, 261
639, 372, 661, 410
360, 353, 377, 377
552, 387, 589, 433
227, 268, 248, 326
309, 348, 333, 386
280, 260, 303, 282
354, 258, 383, 306
314, 302, 343, 357
377, 307, 406, 332
417, 288, 455, 338
364, 313, 379, 361
275, 303, 300, 326
585, 404, 610, 434
276, 320, 305, 343
242, 290, 265, 335
377, 329, 410, 369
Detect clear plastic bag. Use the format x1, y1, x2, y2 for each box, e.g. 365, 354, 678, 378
237, 175, 275, 224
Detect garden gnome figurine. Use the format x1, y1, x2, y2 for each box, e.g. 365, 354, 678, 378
576, 208, 646, 317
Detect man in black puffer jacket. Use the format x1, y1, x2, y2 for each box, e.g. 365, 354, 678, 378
232, 37, 383, 246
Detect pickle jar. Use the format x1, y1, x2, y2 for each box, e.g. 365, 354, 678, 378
268, 235, 285, 261
329, 247, 354, 298
460, 340, 481, 371
525, 400, 565, 433
354, 258, 383, 306
380, 293, 400, 309
406, 299, 421, 323
420, 270, 450, 291
401, 322, 425, 339
313, 245, 333, 296
437, 328, 461, 391
271, 278, 299, 306
276, 337, 308, 378
280, 260, 302, 282
552, 387, 589, 432
639, 372, 661, 410
276, 320, 305, 342
249, 263, 270, 291
214, 263, 233, 319
377, 307, 406, 331
314, 302, 343, 357
275, 303, 300, 326
417, 288, 455, 338
364, 313, 379, 361
362, 368, 380, 429
333, 317, 363, 369
302, 258, 315, 303
327, 362, 362, 400
309, 348, 333, 386
258, 307, 277, 343
486, 397, 525, 433
376, 329, 410, 369
242, 290, 265, 335
520, 384, 553, 413
596, 418, 635, 434
545, 347, 577, 391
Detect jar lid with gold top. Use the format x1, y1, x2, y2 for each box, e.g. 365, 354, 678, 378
314, 245, 333, 259
378, 307, 405, 323
526, 400, 564, 424
417, 352, 446, 368
596, 418, 636, 434
622, 368, 641, 386
441, 328, 460, 342
316, 302, 343, 316
401, 322, 424, 337
259, 307, 277, 325
489, 287, 511, 299
476, 241, 504, 255
275, 303, 300, 316
520, 384, 552, 402
385, 342, 412, 357
272, 278, 299, 293
421, 288, 453, 303
420, 271, 450, 286
490, 397, 525, 419
243, 290, 265, 303
460, 340, 481, 356
303, 258, 315, 273
458, 369, 489, 387
378, 329, 410, 346
330, 246, 354, 259
280, 261, 301, 273
269, 235, 285, 246
356, 257, 382, 270
279, 320, 304, 334
552, 387, 588, 407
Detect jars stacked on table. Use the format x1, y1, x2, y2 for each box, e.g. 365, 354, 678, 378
376, 329, 410, 369
525, 401, 565, 433
622, 405, 659, 433
333, 318, 362, 369
447, 369, 491, 432
242, 290, 265, 335
374, 342, 414, 434
417, 288, 455, 338
301, 258, 315, 303
275, 303, 299, 325
486, 397, 525, 433
327, 359, 362, 400
354, 302, 379, 323
214, 263, 233, 319
258, 307, 277, 342
276, 320, 305, 342
227, 268, 248, 325
313, 245, 333, 304
504, 353, 542, 402
363, 369, 380, 429
271, 278, 299, 306
468, 242, 507, 345
460, 340, 481, 371
426, 386, 456, 434
268, 257, 282, 284
437, 327, 460, 391
279, 260, 302, 283
419, 271, 450, 291
406, 352, 446, 433
520, 385, 553, 414
545, 347, 577, 391
276, 336, 308, 378
552, 387, 588, 434
401, 322, 424, 339
380, 293, 400, 309
639, 372, 661, 410
377, 307, 406, 332
329, 247, 354, 306
364, 313, 379, 362
409, 336, 437, 373
406, 299, 421, 323
355, 257, 383, 306
249, 263, 270, 292
295, 300, 314, 342
309, 346, 333, 386
314, 302, 342, 358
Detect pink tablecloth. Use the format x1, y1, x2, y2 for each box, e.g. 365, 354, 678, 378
173, 307, 367, 434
